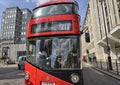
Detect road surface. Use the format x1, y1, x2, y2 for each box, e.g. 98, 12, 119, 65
0, 63, 120, 85
0, 64, 24, 85
83, 63, 120, 85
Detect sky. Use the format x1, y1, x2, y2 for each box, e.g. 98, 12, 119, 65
0, 0, 88, 28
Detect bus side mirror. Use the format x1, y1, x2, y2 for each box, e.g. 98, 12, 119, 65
85, 33, 90, 42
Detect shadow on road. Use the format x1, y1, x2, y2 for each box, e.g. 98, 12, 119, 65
82, 62, 120, 85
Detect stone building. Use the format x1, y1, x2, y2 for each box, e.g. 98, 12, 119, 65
81, 0, 120, 61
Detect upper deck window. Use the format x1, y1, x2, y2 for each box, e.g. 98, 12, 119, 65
32, 4, 78, 18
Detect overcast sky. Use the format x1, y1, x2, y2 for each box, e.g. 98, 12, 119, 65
0, 0, 88, 28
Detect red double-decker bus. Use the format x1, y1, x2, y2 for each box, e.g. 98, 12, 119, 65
25, 0, 83, 85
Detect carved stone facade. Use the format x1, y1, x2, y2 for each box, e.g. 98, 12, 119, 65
81, 0, 120, 61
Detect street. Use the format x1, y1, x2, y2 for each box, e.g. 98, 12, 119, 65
83, 63, 120, 85
0, 63, 120, 85
0, 64, 24, 85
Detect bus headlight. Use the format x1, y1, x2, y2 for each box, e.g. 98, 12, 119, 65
25, 72, 30, 80
71, 73, 79, 83
46, 61, 50, 65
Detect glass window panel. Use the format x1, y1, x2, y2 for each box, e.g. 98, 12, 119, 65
31, 20, 72, 33
27, 36, 80, 70
33, 4, 75, 18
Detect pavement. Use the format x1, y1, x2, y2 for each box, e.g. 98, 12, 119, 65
93, 67, 120, 81
84, 62, 120, 81
0, 63, 17, 68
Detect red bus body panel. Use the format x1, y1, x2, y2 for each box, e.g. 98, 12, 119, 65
25, 62, 37, 85
25, 62, 73, 85
27, 15, 80, 38
36, 69, 73, 85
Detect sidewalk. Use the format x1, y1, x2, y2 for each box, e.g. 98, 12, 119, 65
93, 67, 120, 80
83, 62, 120, 81
0, 63, 17, 68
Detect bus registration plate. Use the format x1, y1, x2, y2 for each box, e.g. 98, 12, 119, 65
41, 82, 55, 85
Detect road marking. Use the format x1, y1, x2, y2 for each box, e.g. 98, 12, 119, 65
17, 73, 24, 76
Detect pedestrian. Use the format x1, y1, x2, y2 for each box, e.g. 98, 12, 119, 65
6, 58, 9, 66
93, 56, 96, 62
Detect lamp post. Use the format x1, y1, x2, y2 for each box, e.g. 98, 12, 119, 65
99, 0, 112, 70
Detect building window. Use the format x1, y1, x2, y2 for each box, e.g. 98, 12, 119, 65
104, 2, 108, 17
117, 0, 120, 19
112, 0, 117, 24
21, 32, 26, 36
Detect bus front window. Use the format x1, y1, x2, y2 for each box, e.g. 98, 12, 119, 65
27, 36, 80, 70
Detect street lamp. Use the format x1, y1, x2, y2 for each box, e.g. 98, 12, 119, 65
99, 0, 112, 70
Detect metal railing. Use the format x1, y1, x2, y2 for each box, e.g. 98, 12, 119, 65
91, 59, 120, 75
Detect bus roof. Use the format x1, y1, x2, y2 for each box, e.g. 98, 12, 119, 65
34, 0, 78, 10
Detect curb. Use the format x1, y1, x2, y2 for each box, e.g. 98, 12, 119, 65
92, 67, 120, 81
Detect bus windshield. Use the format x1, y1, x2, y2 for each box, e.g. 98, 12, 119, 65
27, 36, 80, 70
33, 4, 78, 18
